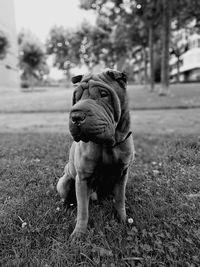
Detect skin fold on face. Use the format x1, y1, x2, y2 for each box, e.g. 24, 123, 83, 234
69, 78, 121, 145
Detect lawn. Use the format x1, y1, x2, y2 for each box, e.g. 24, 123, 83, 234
1, 108, 200, 135
1, 133, 200, 266
0, 83, 200, 113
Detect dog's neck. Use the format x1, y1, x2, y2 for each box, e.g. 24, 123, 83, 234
115, 100, 131, 143
112, 131, 132, 147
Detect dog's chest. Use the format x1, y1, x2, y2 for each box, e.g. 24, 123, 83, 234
88, 146, 126, 196
100, 147, 126, 178
102, 146, 121, 165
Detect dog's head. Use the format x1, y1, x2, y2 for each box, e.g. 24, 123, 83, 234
69, 69, 130, 145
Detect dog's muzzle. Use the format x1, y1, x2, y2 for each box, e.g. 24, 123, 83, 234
69, 100, 116, 145
70, 111, 86, 126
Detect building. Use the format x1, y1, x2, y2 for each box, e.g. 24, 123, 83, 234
129, 19, 200, 84
0, 0, 19, 89
170, 19, 200, 82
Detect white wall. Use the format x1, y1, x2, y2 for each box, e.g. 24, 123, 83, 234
0, 0, 19, 89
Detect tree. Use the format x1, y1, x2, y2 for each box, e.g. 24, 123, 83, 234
46, 25, 85, 80
18, 30, 48, 89
0, 30, 9, 60
46, 22, 112, 75
159, 0, 171, 95
79, 23, 109, 68
80, 0, 162, 88
146, 0, 162, 91
176, 0, 200, 27
47, 26, 72, 69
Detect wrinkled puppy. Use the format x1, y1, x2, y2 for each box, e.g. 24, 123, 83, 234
57, 69, 135, 239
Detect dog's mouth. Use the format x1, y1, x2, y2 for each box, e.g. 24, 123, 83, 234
73, 134, 89, 143
70, 125, 106, 143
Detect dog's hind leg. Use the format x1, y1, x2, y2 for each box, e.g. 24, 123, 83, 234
57, 163, 76, 207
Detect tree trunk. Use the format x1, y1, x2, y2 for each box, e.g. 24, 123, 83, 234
176, 55, 180, 83
28, 70, 35, 91
149, 23, 155, 91
116, 55, 126, 71
160, 0, 171, 95
65, 67, 71, 87
143, 46, 148, 88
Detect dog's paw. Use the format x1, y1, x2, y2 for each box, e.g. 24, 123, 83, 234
69, 230, 85, 243
118, 213, 126, 223
114, 206, 126, 223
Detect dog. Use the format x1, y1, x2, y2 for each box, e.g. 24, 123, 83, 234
57, 69, 135, 239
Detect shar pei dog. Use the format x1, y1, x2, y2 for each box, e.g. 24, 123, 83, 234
57, 69, 135, 239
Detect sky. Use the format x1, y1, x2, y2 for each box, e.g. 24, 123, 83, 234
13, 0, 96, 43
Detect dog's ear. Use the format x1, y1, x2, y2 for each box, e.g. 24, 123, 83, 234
71, 75, 83, 84
106, 69, 127, 86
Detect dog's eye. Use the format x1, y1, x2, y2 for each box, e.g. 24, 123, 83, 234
100, 90, 108, 98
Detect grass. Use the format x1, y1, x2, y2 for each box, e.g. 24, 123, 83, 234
1, 108, 200, 135
0, 83, 200, 113
1, 133, 200, 266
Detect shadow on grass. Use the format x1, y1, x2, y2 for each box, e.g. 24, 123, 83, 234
0, 133, 200, 266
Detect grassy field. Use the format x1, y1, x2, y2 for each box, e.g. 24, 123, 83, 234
1, 133, 200, 266
0, 83, 200, 113
1, 82, 200, 266
1, 108, 200, 135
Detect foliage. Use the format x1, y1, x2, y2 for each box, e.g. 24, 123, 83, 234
18, 30, 49, 86
80, 0, 200, 89
46, 26, 75, 71
48, 0, 197, 76
0, 133, 200, 266
0, 30, 10, 60
80, 22, 112, 67
47, 1, 160, 72
46, 22, 113, 71
171, 0, 200, 28
80, 0, 162, 80
81, 0, 150, 58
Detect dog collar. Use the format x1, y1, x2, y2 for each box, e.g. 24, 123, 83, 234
112, 131, 132, 148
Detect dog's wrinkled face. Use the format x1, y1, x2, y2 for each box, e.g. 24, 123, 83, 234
69, 69, 127, 145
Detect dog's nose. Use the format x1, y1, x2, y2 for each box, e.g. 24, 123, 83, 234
70, 112, 86, 125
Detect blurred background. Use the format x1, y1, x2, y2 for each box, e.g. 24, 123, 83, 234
1, 0, 200, 90
0, 0, 200, 133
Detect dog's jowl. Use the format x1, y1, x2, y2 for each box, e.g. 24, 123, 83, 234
57, 69, 135, 239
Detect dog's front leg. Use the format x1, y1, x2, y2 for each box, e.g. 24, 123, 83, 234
70, 141, 101, 240
70, 175, 90, 239
113, 168, 129, 222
